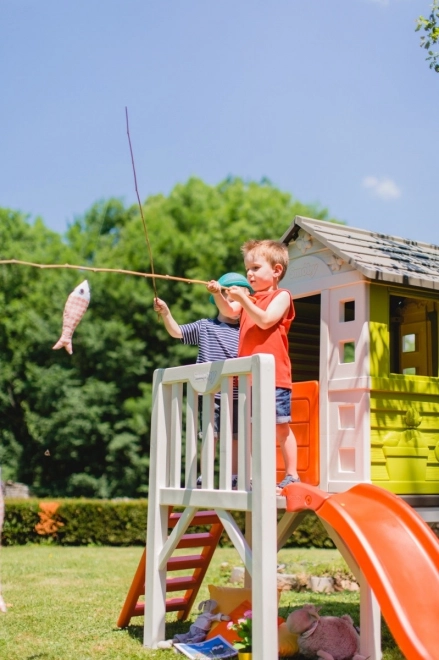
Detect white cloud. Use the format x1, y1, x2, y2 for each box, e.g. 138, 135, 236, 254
364, 0, 406, 7
362, 176, 402, 200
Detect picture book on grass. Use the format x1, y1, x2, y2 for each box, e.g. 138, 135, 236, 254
174, 634, 238, 658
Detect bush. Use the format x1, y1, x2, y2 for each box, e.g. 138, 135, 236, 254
3, 499, 335, 548
2, 499, 41, 545
2, 498, 148, 546
4, 498, 438, 548
221, 510, 334, 549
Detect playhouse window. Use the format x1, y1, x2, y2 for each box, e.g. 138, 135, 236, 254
389, 295, 439, 377
342, 300, 355, 322
340, 341, 355, 364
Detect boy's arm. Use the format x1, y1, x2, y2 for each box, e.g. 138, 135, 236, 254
153, 298, 183, 339
207, 281, 242, 317
229, 287, 290, 330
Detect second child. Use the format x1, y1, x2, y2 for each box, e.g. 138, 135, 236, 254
153, 272, 253, 484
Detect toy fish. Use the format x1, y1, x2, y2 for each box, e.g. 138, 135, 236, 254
52, 280, 90, 355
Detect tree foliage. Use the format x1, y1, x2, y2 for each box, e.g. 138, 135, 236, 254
0, 177, 340, 497
416, 0, 439, 72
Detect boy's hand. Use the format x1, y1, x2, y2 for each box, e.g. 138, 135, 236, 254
206, 280, 221, 295
153, 298, 182, 338
226, 285, 250, 303
153, 297, 169, 315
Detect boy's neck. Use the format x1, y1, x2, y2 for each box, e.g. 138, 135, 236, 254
217, 312, 239, 324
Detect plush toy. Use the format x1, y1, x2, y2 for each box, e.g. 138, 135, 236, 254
286, 604, 367, 660
157, 599, 230, 649
53, 280, 90, 355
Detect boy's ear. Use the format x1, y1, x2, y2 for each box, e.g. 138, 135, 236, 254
273, 263, 283, 278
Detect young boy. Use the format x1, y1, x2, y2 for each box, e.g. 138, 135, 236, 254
207, 240, 299, 494
153, 272, 253, 482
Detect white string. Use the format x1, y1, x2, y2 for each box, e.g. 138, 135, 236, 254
0, 466, 7, 612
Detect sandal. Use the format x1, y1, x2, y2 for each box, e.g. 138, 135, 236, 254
276, 474, 300, 494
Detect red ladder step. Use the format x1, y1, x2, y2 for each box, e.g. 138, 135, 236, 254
117, 509, 224, 628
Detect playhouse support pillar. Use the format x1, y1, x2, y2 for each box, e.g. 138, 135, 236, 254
359, 576, 381, 660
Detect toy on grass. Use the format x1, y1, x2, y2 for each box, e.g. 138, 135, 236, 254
286, 604, 367, 660
157, 599, 230, 649
52, 280, 90, 355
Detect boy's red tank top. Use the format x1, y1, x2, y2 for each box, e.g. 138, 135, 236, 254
238, 288, 295, 389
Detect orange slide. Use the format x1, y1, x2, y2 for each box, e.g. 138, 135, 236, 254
284, 483, 439, 660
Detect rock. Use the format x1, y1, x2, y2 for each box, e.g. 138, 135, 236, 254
230, 566, 245, 584
308, 576, 334, 593
229, 566, 356, 593
2, 481, 30, 498
277, 574, 301, 591
339, 579, 360, 592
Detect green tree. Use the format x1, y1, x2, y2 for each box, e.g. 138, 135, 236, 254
0, 178, 341, 497
416, 0, 439, 72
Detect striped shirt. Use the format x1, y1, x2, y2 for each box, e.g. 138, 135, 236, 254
180, 318, 240, 364
180, 318, 240, 400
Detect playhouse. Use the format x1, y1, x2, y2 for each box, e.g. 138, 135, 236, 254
118, 217, 439, 660
282, 216, 439, 512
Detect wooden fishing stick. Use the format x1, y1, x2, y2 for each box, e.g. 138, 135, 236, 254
0, 259, 210, 285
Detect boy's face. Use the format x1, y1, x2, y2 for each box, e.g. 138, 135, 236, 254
244, 251, 282, 292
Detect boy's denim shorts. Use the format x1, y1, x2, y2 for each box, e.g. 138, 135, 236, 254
275, 387, 292, 424
199, 391, 290, 433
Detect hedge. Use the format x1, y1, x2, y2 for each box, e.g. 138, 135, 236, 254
2, 498, 335, 548
4, 498, 438, 548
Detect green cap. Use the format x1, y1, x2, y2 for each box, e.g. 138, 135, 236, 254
209, 272, 253, 305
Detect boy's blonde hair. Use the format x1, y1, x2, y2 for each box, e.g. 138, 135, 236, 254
241, 239, 289, 281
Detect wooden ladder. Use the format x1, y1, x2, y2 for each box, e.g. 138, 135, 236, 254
117, 509, 224, 628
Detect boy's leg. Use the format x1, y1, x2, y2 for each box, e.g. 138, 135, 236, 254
274, 388, 299, 491
231, 398, 239, 475
276, 422, 299, 483
197, 399, 218, 487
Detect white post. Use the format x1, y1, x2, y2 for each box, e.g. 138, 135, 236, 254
359, 577, 381, 660
320, 522, 382, 660
143, 370, 171, 647
251, 354, 278, 660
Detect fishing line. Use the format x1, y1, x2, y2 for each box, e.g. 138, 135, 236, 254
125, 107, 158, 300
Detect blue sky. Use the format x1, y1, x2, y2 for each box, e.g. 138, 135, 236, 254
1, 0, 438, 246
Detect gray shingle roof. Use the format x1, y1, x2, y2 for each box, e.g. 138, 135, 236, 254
281, 217, 439, 291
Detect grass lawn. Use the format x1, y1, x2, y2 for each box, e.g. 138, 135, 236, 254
0, 545, 404, 660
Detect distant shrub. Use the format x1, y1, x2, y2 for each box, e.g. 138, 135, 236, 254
2, 499, 41, 545
2, 499, 148, 546
223, 510, 335, 549
5, 499, 436, 548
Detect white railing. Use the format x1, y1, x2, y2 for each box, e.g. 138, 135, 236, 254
144, 354, 279, 660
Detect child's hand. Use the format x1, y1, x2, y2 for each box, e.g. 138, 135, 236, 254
227, 285, 250, 303
153, 297, 169, 315
206, 280, 221, 295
